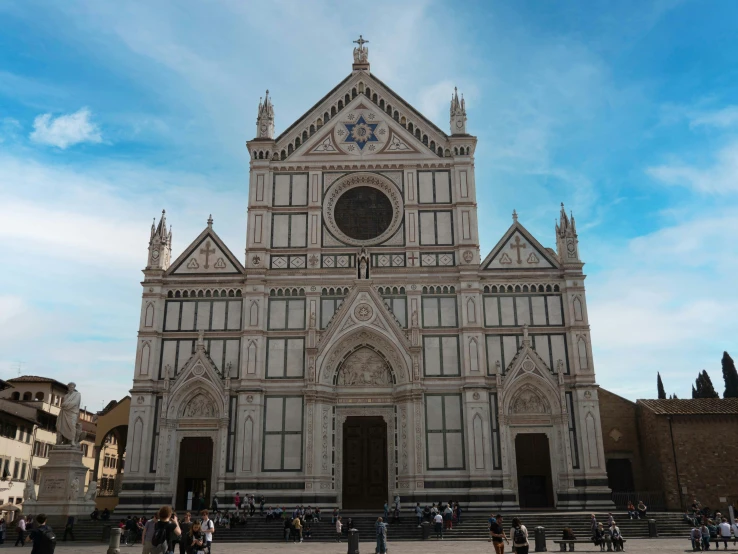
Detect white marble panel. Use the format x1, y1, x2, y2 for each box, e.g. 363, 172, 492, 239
272, 215, 290, 247
435, 172, 451, 203
227, 300, 242, 330
292, 174, 308, 205
287, 299, 305, 329
422, 297, 439, 327
531, 297, 547, 325
269, 300, 286, 329
439, 297, 457, 327
418, 172, 434, 203
424, 337, 441, 376
285, 339, 304, 377
436, 212, 453, 244
419, 212, 435, 244
291, 214, 307, 247
550, 334, 567, 371
211, 301, 226, 330
274, 174, 291, 205
500, 297, 515, 326
165, 301, 180, 331
484, 297, 499, 326
196, 301, 210, 330
283, 435, 302, 470
515, 297, 531, 326
547, 296, 563, 325
284, 398, 302, 431
180, 302, 196, 330
442, 337, 459, 375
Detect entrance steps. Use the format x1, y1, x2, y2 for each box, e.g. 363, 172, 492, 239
69, 511, 691, 543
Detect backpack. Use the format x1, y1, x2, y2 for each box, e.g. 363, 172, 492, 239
35, 526, 56, 554
514, 526, 526, 544
151, 524, 168, 547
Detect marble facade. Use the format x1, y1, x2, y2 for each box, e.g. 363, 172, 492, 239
119, 40, 612, 512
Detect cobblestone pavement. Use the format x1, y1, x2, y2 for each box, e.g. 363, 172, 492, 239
21, 538, 738, 552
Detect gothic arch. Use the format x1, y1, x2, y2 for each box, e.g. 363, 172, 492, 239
318, 328, 411, 385
166, 378, 225, 420
501, 374, 561, 417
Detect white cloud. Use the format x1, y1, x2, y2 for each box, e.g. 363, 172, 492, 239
689, 106, 738, 129
30, 107, 102, 149
646, 141, 738, 194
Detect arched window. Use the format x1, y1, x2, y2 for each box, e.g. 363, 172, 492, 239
35, 392, 44, 401
23, 392, 32, 401
11, 392, 19, 401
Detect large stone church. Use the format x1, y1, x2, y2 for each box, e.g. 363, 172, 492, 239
120, 39, 611, 512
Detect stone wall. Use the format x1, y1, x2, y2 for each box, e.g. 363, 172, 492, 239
598, 389, 646, 491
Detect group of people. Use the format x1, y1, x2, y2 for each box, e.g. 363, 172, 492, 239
90, 507, 112, 521
414, 500, 463, 529
487, 514, 530, 553
689, 518, 738, 551
589, 514, 625, 551
138, 506, 215, 554
625, 501, 648, 520
232, 492, 265, 516
265, 505, 322, 522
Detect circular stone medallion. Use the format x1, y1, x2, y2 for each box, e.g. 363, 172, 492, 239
354, 303, 373, 321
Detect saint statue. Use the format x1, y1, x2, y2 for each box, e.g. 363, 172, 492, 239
56, 382, 82, 446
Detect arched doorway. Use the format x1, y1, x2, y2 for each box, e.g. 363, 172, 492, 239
176, 437, 213, 511
342, 416, 388, 510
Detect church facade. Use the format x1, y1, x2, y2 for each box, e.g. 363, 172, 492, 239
120, 40, 612, 512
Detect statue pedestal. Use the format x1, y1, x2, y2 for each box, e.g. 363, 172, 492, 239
26, 445, 95, 526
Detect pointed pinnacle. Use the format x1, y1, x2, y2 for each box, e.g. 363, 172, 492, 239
512, 209, 518, 222
207, 214, 213, 227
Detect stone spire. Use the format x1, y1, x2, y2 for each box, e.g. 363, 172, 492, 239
256, 90, 274, 139
555, 202, 581, 264
450, 86, 467, 135
352, 35, 370, 70
147, 209, 172, 270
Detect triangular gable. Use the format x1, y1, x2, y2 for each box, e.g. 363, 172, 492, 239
168, 226, 245, 276
287, 94, 433, 162
317, 283, 411, 358
276, 71, 448, 160
482, 221, 560, 270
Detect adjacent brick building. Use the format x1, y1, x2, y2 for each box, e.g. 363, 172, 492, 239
599, 393, 738, 511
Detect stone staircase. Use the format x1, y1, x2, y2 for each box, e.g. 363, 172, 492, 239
69, 511, 691, 543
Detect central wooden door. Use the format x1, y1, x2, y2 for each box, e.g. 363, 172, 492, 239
176, 437, 213, 511
343, 417, 388, 510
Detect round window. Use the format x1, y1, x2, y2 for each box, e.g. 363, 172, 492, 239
334, 186, 393, 241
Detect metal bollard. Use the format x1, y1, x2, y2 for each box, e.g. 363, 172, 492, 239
347, 528, 360, 554
648, 518, 658, 537
421, 521, 431, 540
535, 525, 547, 552
107, 527, 121, 554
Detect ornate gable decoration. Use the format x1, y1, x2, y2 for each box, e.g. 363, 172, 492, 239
168, 221, 245, 276
482, 216, 560, 271
336, 347, 393, 386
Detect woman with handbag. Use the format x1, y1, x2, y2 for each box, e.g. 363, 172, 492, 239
189, 521, 205, 554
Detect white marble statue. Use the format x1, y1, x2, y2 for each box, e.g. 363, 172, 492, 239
56, 382, 82, 446
69, 476, 80, 500
84, 480, 97, 501
24, 479, 37, 501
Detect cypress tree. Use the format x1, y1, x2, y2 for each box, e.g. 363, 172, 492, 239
657, 373, 666, 399
699, 370, 719, 399
692, 384, 698, 399
721, 351, 738, 398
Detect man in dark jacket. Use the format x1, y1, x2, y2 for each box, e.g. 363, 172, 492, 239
26, 514, 56, 554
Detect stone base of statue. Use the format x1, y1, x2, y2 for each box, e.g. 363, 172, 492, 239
25, 444, 95, 527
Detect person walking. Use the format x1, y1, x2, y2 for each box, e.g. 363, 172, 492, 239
141, 514, 158, 554
233, 492, 241, 513
415, 503, 422, 527
61, 515, 75, 541
200, 510, 214, 554
14, 514, 26, 546
490, 514, 509, 554
433, 512, 443, 540
283, 516, 291, 542
292, 516, 303, 543
25, 514, 56, 554
383, 501, 389, 520
511, 517, 529, 554
335, 516, 343, 542
375, 517, 388, 554
590, 514, 598, 536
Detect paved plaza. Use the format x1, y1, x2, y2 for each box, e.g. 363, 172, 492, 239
13, 538, 736, 553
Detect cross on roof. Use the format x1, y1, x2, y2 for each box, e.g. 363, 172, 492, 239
354, 35, 369, 48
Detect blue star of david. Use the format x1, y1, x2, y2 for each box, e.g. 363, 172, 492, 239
343, 115, 379, 150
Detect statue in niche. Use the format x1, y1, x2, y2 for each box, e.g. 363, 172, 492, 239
337, 348, 391, 386
511, 389, 547, 414
358, 247, 369, 279
183, 394, 216, 418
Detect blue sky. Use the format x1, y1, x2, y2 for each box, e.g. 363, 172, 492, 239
1, 0, 737, 406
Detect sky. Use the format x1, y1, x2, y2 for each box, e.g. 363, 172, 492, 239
1, 0, 737, 407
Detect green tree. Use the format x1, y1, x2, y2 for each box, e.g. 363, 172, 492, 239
694, 370, 719, 399
721, 351, 738, 398
657, 372, 666, 399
